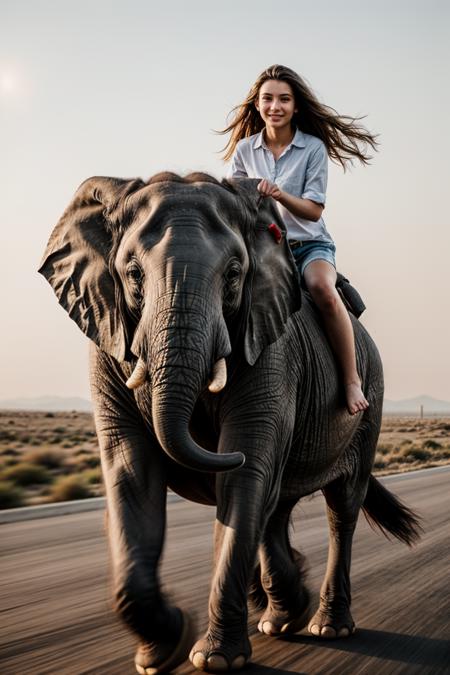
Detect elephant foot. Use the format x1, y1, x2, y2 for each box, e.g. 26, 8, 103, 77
135, 609, 196, 674
257, 587, 311, 636
308, 604, 355, 639
189, 633, 252, 672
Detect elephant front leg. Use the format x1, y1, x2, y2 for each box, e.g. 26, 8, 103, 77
102, 438, 196, 673
190, 508, 254, 673
189, 427, 285, 672
92, 358, 195, 674
308, 477, 361, 639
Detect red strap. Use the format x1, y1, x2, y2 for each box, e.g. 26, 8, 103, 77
268, 222, 282, 244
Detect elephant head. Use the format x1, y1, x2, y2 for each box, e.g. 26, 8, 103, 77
39, 172, 301, 472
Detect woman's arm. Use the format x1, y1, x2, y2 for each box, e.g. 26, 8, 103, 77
257, 179, 324, 222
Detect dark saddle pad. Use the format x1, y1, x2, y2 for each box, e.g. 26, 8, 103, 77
336, 273, 366, 318
300, 272, 366, 318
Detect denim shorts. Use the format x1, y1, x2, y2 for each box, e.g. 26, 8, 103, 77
289, 240, 336, 276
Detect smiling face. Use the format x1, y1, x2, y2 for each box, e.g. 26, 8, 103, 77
255, 79, 297, 132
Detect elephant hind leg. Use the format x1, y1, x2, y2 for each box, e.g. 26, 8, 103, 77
256, 500, 312, 636
308, 476, 361, 640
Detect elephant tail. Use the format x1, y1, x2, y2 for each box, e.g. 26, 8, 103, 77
362, 475, 422, 547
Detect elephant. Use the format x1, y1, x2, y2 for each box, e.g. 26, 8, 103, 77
39, 172, 420, 674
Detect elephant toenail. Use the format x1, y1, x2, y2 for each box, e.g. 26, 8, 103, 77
207, 654, 228, 671
321, 626, 337, 638
231, 655, 246, 669
309, 623, 321, 636
262, 621, 274, 635
338, 627, 350, 638
191, 651, 207, 670
135, 666, 146, 675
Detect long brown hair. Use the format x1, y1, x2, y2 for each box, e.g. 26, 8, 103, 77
219, 64, 378, 169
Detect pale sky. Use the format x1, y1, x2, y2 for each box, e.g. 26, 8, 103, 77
1, 0, 449, 402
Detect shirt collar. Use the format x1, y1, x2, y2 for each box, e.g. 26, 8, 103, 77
254, 127, 306, 150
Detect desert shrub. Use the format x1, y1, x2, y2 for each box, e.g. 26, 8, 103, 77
53, 427, 67, 434
83, 467, 102, 484
83, 455, 100, 469
376, 443, 393, 456
1, 447, 20, 456
50, 475, 92, 502
0, 462, 52, 486
399, 446, 431, 462
373, 454, 387, 469
401, 439, 413, 446
0, 430, 17, 441
50, 436, 63, 445
69, 435, 85, 443
0, 481, 24, 509
45, 412, 55, 418
3, 457, 19, 467
23, 448, 64, 470
422, 440, 442, 450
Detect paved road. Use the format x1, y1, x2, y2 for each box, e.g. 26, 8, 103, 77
1, 467, 449, 675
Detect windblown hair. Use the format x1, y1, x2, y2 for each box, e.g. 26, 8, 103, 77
219, 64, 378, 169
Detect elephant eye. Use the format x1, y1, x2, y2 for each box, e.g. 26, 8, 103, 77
126, 264, 143, 284
223, 261, 242, 314
224, 262, 242, 289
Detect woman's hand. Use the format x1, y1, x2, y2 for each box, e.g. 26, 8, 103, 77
257, 179, 324, 221
257, 179, 282, 201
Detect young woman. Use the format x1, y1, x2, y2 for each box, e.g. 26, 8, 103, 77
221, 64, 378, 415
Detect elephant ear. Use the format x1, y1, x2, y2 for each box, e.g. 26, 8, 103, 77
38, 176, 144, 361
226, 178, 302, 366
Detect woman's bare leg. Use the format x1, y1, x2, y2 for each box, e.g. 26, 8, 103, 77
303, 260, 369, 415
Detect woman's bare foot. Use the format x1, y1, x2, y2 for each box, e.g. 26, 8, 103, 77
345, 382, 369, 415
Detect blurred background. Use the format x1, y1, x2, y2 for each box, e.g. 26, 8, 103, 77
1, 0, 449, 404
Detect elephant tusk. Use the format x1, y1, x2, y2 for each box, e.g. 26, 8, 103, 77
208, 358, 227, 393
126, 357, 147, 389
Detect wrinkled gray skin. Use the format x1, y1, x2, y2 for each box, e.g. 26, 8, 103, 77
40, 173, 417, 674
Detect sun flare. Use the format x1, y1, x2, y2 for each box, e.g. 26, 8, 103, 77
0, 71, 19, 96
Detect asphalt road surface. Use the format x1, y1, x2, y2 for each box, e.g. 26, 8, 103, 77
1, 467, 449, 675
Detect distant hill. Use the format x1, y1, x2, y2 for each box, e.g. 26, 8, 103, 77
0, 396, 92, 412
1, 394, 449, 415
383, 395, 450, 414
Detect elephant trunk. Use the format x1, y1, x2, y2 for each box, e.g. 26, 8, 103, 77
134, 291, 243, 473
151, 384, 243, 473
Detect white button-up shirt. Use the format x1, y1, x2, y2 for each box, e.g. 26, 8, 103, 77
227, 128, 333, 243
